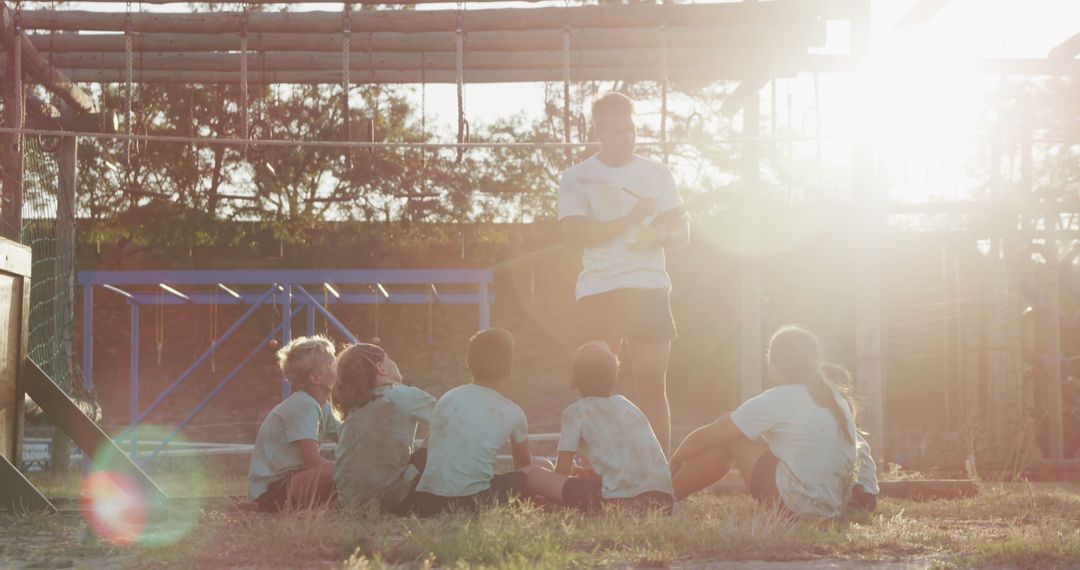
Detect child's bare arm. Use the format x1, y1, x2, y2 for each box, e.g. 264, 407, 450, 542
296, 439, 330, 469
554, 451, 576, 476
511, 439, 532, 470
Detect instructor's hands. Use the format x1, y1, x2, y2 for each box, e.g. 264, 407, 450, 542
628, 197, 657, 223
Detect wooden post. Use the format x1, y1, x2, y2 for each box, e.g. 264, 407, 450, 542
2, 37, 23, 241
738, 80, 762, 403
851, 0, 885, 462
52, 127, 77, 473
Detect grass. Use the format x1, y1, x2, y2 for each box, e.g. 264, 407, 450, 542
6, 475, 1080, 569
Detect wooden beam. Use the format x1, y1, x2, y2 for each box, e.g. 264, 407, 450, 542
19, 2, 826, 34
55, 62, 802, 84
41, 48, 791, 73
0, 4, 95, 113
28, 24, 823, 54
1048, 32, 1080, 59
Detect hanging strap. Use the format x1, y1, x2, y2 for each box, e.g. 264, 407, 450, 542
123, 1, 133, 166
455, 3, 466, 164
241, 8, 250, 157
342, 3, 352, 169
659, 3, 670, 165
12, 0, 23, 158
561, 5, 572, 164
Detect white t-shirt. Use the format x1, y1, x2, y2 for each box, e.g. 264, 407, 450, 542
729, 384, 863, 518
558, 155, 686, 299
416, 383, 529, 497
334, 384, 437, 510
558, 395, 674, 499
248, 390, 323, 500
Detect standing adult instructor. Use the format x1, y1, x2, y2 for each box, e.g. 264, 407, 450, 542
557, 92, 691, 454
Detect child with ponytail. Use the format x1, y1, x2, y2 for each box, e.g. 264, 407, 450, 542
670, 325, 879, 518
331, 343, 436, 513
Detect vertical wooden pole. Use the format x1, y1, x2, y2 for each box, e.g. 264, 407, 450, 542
2, 37, 24, 240
738, 80, 762, 403
851, 0, 885, 461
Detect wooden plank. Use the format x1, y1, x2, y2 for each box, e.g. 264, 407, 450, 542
0, 4, 96, 113
19, 2, 824, 34
41, 48, 795, 72
0, 238, 31, 278
27, 25, 820, 53
0, 453, 55, 513
21, 359, 169, 505
55, 61, 803, 84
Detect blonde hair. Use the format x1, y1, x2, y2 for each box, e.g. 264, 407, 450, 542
277, 336, 336, 391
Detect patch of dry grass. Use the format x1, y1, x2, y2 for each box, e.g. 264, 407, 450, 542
4, 481, 1079, 569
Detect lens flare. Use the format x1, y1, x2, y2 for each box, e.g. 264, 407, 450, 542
81, 424, 208, 547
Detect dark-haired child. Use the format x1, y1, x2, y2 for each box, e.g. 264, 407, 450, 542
525, 341, 674, 513
410, 328, 534, 516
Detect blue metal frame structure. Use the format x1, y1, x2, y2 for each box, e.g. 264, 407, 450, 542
79, 269, 493, 461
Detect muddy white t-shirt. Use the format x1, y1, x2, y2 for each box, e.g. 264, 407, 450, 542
416, 383, 529, 497
558, 395, 673, 499
248, 390, 323, 500
729, 384, 859, 518
334, 384, 436, 510
558, 155, 686, 300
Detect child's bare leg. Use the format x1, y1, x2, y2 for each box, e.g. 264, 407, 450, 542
523, 466, 570, 505
731, 439, 771, 489
672, 445, 733, 500
287, 462, 336, 508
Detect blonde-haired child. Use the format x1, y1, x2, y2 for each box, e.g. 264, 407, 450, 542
248, 336, 338, 511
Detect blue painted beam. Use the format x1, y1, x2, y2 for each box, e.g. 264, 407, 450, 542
80, 269, 493, 286
125, 292, 496, 306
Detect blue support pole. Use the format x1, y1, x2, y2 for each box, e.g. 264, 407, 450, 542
145, 323, 286, 461
132, 285, 278, 424
307, 301, 315, 337
479, 282, 491, 329
293, 286, 359, 344
83, 285, 93, 392
282, 285, 292, 400
130, 302, 139, 458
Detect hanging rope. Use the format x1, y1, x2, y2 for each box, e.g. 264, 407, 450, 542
658, 2, 669, 163
561, 4, 572, 165
455, 1, 467, 164
420, 51, 428, 195
13, 0, 23, 162
155, 288, 164, 366
342, 4, 352, 170
123, 0, 133, 166
240, 7, 250, 158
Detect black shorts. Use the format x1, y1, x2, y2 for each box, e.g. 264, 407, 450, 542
386, 448, 429, 515
576, 288, 677, 345
749, 451, 784, 508
562, 477, 674, 515
254, 468, 304, 513
407, 471, 528, 518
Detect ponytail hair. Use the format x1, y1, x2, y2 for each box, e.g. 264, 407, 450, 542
330, 343, 386, 421
767, 325, 857, 446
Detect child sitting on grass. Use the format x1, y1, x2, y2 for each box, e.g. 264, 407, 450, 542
248, 336, 338, 512
410, 327, 534, 516
331, 343, 436, 513
525, 341, 675, 513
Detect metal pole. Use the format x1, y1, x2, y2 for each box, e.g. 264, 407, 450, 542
282, 284, 292, 399
479, 282, 490, 329
129, 302, 139, 458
